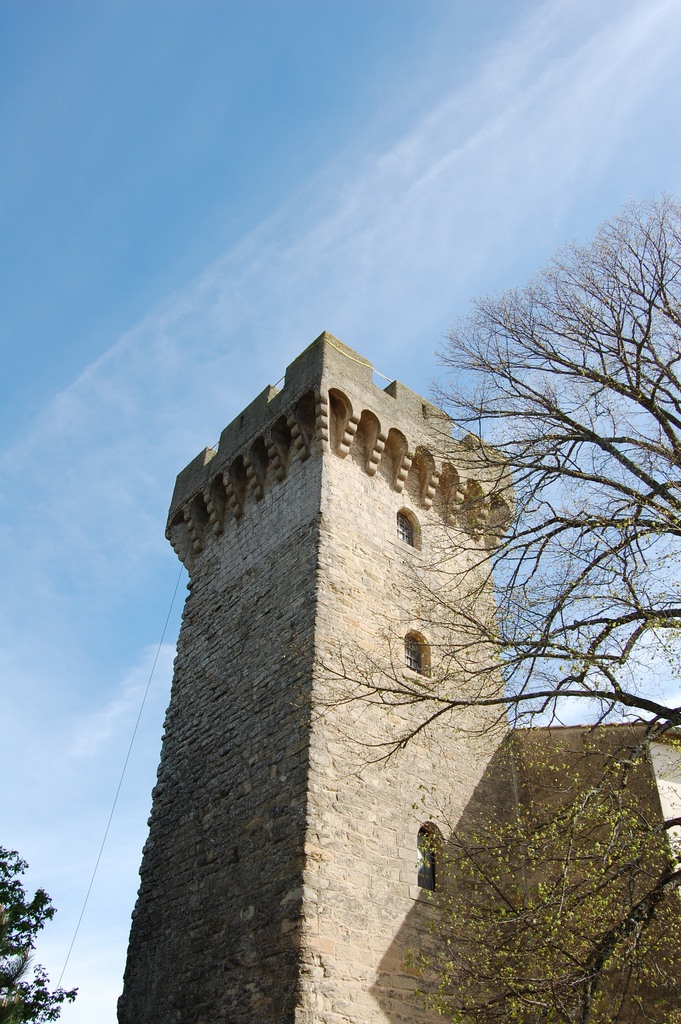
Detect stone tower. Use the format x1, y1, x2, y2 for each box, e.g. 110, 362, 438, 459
118, 333, 509, 1024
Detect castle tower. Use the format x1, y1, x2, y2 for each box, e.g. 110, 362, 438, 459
118, 333, 509, 1024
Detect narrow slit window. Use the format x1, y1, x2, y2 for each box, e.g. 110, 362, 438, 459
417, 827, 436, 891
397, 512, 415, 546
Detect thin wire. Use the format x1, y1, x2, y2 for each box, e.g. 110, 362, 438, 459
58, 342, 393, 982
207, 348, 393, 456
323, 338, 394, 383
57, 563, 186, 987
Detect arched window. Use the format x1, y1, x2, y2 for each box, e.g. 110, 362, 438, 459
417, 825, 437, 891
397, 508, 421, 548
405, 635, 423, 672
404, 632, 430, 675
397, 511, 414, 546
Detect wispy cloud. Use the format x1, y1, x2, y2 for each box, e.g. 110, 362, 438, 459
69, 643, 175, 759
6, 0, 677, 503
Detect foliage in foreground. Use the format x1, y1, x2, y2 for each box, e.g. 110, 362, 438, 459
0, 847, 76, 1023
413, 729, 681, 1024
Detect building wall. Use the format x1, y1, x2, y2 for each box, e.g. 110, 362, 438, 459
296, 368, 507, 1023
119, 333, 510, 1024
650, 740, 681, 859
119, 444, 323, 1023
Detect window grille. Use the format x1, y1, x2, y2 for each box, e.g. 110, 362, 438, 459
397, 512, 414, 546
405, 635, 423, 673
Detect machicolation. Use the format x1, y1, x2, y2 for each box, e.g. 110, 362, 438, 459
166, 331, 512, 570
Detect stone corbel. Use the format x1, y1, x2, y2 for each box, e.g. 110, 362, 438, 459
338, 415, 360, 458
288, 415, 310, 462
366, 432, 387, 476
458, 479, 489, 537
204, 486, 225, 536
393, 451, 413, 493
474, 499, 490, 535
316, 393, 330, 448
266, 438, 287, 481
244, 457, 264, 502
421, 471, 440, 509
183, 502, 206, 554
223, 474, 244, 520
165, 520, 191, 563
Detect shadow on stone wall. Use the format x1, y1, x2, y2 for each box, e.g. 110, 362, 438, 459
369, 737, 515, 1023
369, 724, 678, 1024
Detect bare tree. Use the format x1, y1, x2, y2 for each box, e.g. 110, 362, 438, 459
438, 195, 681, 732
330, 196, 681, 748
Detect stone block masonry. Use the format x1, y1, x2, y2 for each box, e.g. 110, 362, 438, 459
118, 333, 511, 1024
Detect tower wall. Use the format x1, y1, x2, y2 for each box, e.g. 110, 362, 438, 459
119, 333, 510, 1024
297, 347, 507, 1022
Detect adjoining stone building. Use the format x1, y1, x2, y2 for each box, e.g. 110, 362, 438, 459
118, 333, 680, 1023
118, 333, 513, 1024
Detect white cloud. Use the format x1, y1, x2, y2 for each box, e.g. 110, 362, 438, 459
69, 643, 175, 759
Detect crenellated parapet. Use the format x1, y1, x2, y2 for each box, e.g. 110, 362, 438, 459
166, 332, 513, 568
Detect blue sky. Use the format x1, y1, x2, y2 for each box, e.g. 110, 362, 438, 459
1, 1, 680, 1020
